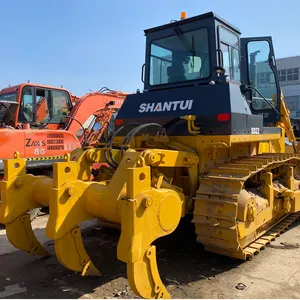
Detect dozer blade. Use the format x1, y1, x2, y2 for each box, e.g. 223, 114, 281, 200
54, 226, 101, 276
6, 214, 50, 257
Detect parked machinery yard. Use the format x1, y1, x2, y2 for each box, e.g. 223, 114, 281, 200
1, 11, 300, 299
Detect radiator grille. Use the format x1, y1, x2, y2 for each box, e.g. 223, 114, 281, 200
47, 133, 64, 139
47, 133, 64, 150
47, 145, 64, 151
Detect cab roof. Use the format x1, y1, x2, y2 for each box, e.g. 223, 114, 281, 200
0, 82, 71, 95
144, 11, 241, 35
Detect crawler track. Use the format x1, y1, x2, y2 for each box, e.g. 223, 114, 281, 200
193, 153, 300, 260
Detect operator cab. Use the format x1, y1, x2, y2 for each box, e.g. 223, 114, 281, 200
116, 12, 281, 136
0, 83, 73, 129
143, 12, 240, 89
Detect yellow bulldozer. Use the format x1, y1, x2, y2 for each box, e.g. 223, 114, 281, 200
1, 11, 300, 299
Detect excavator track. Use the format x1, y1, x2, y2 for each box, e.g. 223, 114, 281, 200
193, 153, 300, 260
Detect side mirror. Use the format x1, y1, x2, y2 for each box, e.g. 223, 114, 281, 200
214, 66, 226, 74
214, 66, 227, 83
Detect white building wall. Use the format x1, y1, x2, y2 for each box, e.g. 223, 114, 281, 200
276, 56, 300, 70
276, 56, 300, 117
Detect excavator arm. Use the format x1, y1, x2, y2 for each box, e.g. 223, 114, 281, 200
78, 108, 116, 145
64, 91, 126, 144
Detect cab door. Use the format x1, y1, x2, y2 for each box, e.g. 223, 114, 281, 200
240, 37, 281, 124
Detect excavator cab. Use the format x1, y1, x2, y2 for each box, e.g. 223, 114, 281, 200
0, 84, 125, 173
0, 83, 73, 129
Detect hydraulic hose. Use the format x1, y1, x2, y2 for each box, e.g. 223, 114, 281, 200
105, 123, 140, 148
104, 148, 118, 169
122, 123, 164, 150
104, 123, 140, 168
104, 123, 164, 168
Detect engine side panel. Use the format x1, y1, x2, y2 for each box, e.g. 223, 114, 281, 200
116, 83, 272, 136
0, 129, 81, 163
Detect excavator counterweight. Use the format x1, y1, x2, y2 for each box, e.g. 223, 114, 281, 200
2, 11, 300, 299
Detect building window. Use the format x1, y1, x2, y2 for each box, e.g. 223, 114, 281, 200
278, 68, 299, 83
257, 72, 269, 86
278, 69, 286, 82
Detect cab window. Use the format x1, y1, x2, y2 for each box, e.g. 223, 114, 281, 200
51, 90, 71, 123
219, 26, 240, 81
149, 28, 210, 85
19, 87, 71, 124
36, 89, 50, 123
247, 40, 278, 110
18, 87, 34, 122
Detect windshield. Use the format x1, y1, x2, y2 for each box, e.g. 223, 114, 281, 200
0, 92, 17, 102
149, 28, 210, 85
0, 92, 18, 124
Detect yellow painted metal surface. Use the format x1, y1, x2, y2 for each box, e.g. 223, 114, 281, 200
0, 152, 53, 255
2, 116, 300, 299
6, 214, 50, 256
55, 226, 101, 276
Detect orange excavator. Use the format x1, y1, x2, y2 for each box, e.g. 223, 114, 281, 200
0, 82, 126, 219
